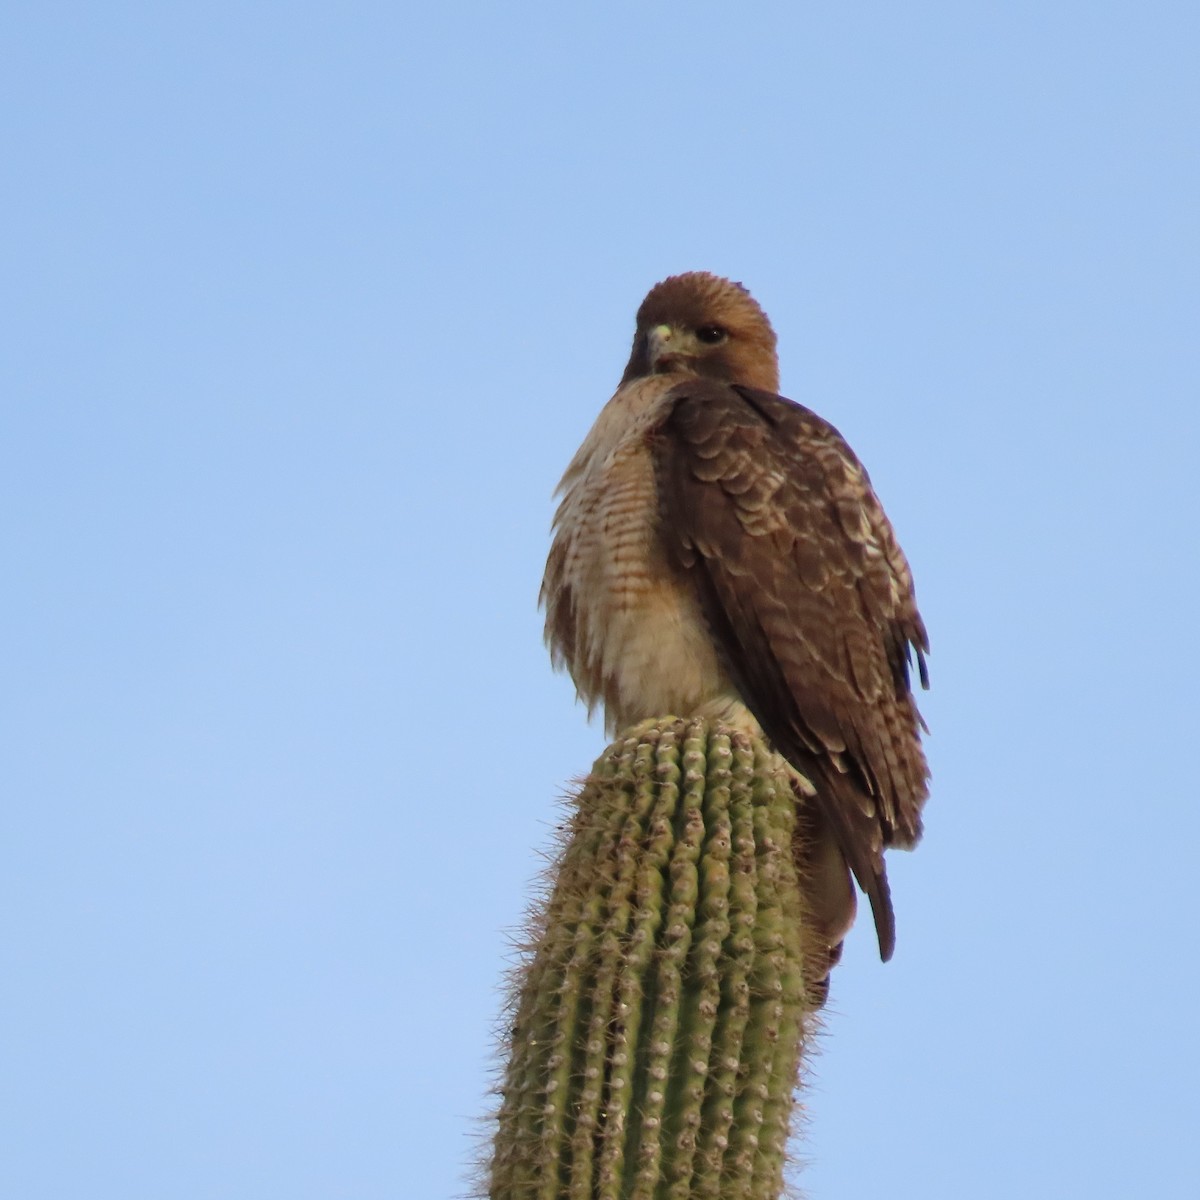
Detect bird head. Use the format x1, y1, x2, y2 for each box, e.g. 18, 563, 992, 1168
620, 272, 780, 393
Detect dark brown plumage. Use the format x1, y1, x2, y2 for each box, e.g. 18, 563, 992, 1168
656, 381, 929, 960
542, 271, 930, 975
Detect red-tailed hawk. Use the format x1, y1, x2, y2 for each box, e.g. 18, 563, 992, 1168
541, 272, 930, 989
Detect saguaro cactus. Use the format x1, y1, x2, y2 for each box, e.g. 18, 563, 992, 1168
488, 717, 822, 1200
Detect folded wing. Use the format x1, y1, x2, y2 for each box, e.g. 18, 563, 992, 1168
654, 382, 930, 960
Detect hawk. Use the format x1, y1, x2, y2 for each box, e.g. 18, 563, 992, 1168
541, 271, 930, 990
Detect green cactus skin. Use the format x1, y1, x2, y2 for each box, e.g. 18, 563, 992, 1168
488, 718, 822, 1200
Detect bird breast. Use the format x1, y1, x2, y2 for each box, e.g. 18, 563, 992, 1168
545, 378, 734, 733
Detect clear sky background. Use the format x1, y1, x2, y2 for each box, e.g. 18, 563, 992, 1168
3, 3, 1197, 1197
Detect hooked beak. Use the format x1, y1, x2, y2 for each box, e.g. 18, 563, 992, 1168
647, 324, 677, 372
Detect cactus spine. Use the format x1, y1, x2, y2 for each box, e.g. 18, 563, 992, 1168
489, 718, 820, 1199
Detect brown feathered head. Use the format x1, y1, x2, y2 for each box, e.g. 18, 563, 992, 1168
620, 271, 780, 393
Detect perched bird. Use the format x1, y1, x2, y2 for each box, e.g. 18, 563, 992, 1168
541, 271, 930, 993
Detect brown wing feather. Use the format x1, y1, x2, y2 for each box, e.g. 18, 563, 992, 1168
655, 382, 929, 961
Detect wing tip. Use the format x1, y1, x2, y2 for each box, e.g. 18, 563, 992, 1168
867, 871, 897, 962
878, 926, 896, 963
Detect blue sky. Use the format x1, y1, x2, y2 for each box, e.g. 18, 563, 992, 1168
3, 3, 1198, 1197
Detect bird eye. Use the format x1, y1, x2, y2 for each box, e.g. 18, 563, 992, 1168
695, 324, 727, 345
